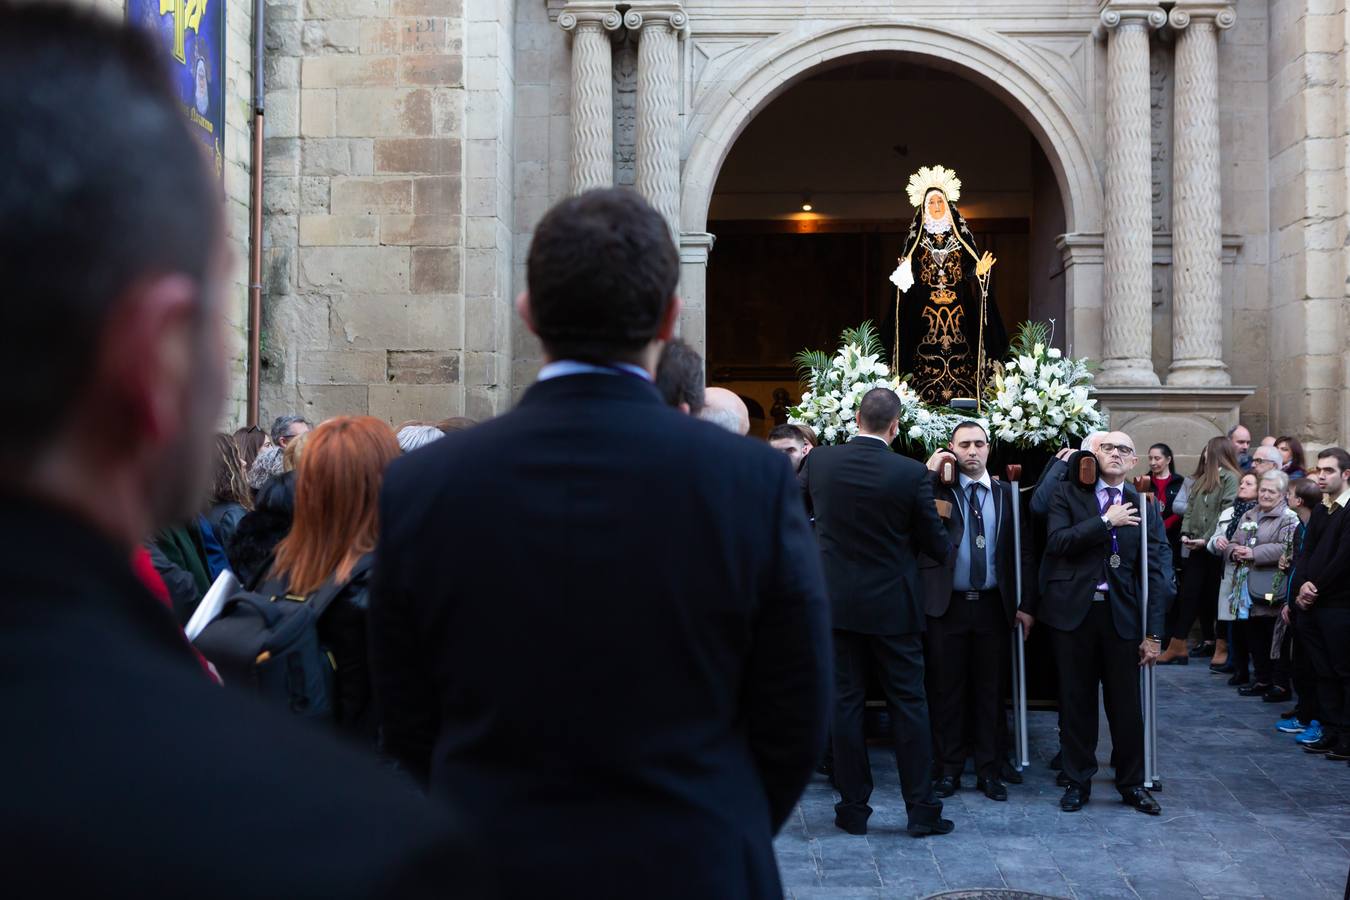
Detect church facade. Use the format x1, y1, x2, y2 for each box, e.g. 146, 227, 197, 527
75, 0, 1350, 453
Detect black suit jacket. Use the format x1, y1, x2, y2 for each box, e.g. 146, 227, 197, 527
1032, 479, 1173, 639
800, 436, 949, 634
919, 474, 1038, 622
0, 497, 483, 899
371, 372, 831, 899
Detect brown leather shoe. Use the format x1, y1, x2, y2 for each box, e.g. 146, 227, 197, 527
1156, 637, 1189, 664
1210, 637, 1229, 667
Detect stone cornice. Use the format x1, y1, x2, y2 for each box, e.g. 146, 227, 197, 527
557, 3, 623, 33
1168, 2, 1237, 31
1099, 1, 1167, 30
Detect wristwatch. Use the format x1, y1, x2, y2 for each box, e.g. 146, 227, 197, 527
1145, 634, 1162, 643
1100, 514, 1111, 526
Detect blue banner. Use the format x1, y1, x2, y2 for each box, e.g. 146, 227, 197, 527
128, 0, 226, 182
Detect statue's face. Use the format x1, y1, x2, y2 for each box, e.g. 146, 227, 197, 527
926, 191, 948, 221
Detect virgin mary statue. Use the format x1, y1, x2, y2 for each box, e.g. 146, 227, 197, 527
889, 165, 1007, 406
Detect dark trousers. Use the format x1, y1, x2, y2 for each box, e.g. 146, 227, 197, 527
1293, 609, 1322, 722
1171, 551, 1220, 643
1271, 621, 1293, 691
1051, 600, 1145, 793
926, 589, 1007, 778
1230, 619, 1251, 682
1246, 616, 1276, 685
1302, 607, 1350, 746
832, 630, 941, 825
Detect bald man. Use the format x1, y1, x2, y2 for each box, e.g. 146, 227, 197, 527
1030, 431, 1173, 816
700, 386, 750, 436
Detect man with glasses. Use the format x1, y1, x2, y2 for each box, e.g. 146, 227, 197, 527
1027, 431, 1172, 815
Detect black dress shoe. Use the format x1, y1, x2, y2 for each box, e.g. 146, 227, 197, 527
1238, 683, 1271, 697
1304, 736, 1336, 754
834, 814, 867, 836
1211, 662, 1235, 674
1049, 751, 1063, 771
1227, 673, 1249, 686
1059, 785, 1088, 812
1262, 687, 1292, 704
1001, 759, 1023, 784
1156, 654, 1189, 666
976, 777, 1008, 801
1189, 641, 1216, 658
1056, 770, 1071, 787
907, 817, 955, 837
1120, 787, 1161, 815
1327, 746, 1350, 762
934, 775, 960, 798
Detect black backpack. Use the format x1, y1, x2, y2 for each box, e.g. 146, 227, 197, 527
193, 555, 373, 720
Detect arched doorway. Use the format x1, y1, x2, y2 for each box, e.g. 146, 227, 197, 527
703, 58, 1068, 433
677, 22, 1104, 435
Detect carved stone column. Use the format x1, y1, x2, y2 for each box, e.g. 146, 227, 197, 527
1098, 3, 1166, 386
559, 4, 623, 194
625, 3, 687, 235
1167, 2, 1235, 385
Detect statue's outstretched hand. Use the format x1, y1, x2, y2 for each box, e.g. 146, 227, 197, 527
976, 251, 996, 277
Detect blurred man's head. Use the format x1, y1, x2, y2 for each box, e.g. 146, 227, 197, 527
1, 4, 226, 543
768, 424, 811, 470
655, 338, 705, 416
270, 415, 312, 448
520, 188, 680, 373
948, 421, 990, 479
1094, 431, 1136, 484
1314, 448, 1350, 498
699, 387, 749, 436
1081, 431, 1106, 453
856, 388, 902, 443
1251, 444, 1282, 476
1228, 424, 1252, 456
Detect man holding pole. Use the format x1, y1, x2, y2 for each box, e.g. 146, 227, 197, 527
922, 422, 1037, 802
1034, 431, 1172, 814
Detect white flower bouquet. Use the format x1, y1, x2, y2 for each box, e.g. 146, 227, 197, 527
788, 321, 967, 454
984, 321, 1106, 450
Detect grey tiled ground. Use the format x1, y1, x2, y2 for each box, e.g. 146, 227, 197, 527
777, 662, 1350, 899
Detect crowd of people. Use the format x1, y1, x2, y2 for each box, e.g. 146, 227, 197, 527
6, 6, 1350, 898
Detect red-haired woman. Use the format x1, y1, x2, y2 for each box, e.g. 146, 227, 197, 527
269, 416, 400, 742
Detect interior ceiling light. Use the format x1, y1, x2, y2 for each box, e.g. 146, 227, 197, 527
801, 192, 814, 212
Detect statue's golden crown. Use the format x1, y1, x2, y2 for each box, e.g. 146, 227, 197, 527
906, 165, 962, 208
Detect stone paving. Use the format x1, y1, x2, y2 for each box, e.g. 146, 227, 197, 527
776, 661, 1350, 899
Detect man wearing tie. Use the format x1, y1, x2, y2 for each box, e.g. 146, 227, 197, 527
801, 388, 953, 837
921, 422, 1036, 802
1034, 431, 1172, 814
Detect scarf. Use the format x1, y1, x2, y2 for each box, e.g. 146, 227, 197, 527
1226, 498, 1257, 540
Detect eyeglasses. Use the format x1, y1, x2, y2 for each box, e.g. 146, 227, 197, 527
1098, 442, 1135, 457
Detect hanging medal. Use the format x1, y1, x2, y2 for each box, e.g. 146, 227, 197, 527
976, 534, 987, 550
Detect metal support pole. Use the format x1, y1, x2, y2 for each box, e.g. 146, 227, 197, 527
1135, 479, 1159, 790
1007, 465, 1029, 769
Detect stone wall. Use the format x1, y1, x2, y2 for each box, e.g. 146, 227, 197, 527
258, 0, 470, 426
1267, 0, 1349, 447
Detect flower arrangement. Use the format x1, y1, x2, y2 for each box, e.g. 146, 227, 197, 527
788, 321, 967, 454
1231, 519, 1261, 620
984, 321, 1107, 450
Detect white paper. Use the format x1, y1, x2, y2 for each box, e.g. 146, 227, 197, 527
889, 258, 914, 292
186, 570, 240, 642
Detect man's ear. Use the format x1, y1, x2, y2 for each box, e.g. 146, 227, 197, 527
515, 292, 536, 335
657, 294, 682, 341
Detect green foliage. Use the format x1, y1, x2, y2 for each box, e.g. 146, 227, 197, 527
1008, 320, 1051, 358
839, 320, 885, 358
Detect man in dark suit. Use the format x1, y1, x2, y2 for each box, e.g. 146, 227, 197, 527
920, 422, 1037, 802
1032, 431, 1172, 815
370, 189, 832, 898
0, 7, 482, 896
800, 389, 953, 837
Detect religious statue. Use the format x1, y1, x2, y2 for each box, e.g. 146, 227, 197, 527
889, 165, 1008, 406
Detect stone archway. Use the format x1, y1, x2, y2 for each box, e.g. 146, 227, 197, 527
676, 20, 1104, 356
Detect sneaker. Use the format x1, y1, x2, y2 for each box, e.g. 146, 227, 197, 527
1277, 716, 1307, 734
1303, 736, 1336, 754
1296, 721, 1324, 745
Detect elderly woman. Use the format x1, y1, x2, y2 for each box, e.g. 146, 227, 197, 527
1207, 472, 1258, 680
1218, 471, 1299, 697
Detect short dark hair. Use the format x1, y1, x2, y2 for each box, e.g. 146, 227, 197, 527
1316, 447, 1350, 473
1291, 477, 1322, 509
858, 388, 902, 433
951, 420, 989, 442
526, 188, 678, 363
655, 338, 705, 415
1, 4, 219, 467
769, 424, 807, 445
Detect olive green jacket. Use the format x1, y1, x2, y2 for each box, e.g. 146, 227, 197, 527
1181, 467, 1238, 540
